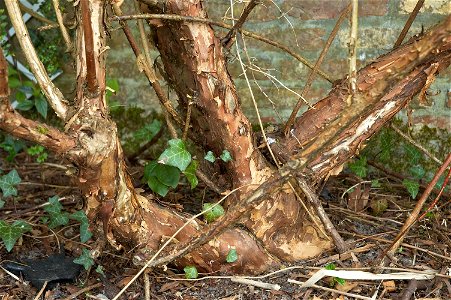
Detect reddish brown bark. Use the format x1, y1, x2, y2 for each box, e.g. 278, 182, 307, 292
2, 0, 450, 276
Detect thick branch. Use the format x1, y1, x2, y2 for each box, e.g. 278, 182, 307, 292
80, 0, 99, 94
280, 15, 451, 176
5, 0, 69, 120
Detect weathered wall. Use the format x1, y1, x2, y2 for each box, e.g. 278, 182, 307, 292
103, 0, 450, 129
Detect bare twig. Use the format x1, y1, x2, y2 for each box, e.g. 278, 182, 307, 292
231, 277, 281, 290
113, 14, 333, 82
377, 153, 451, 266
418, 166, 450, 221
5, 0, 68, 120
394, 0, 425, 48
182, 101, 192, 141
284, 2, 351, 134
390, 124, 443, 165
62, 282, 103, 300
33, 281, 48, 300
80, 0, 99, 94
296, 177, 348, 253
52, 0, 73, 52
222, 0, 260, 48
112, 5, 183, 125
18, 2, 57, 26
348, 0, 358, 96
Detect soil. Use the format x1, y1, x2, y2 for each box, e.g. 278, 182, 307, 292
1, 152, 450, 299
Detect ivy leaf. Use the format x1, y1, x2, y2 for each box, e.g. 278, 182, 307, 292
348, 156, 367, 178
371, 179, 381, 188
220, 150, 233, 162
133, 120, 161, 144
154, 164, 180, 188
44, 196, 63, 215
0, 169, 22, 198
404, 144, 421, 164
203, 203, 225, 223
0, 220, 32, 252
71, 211, 92, 243
158, 139, 191, 171
44, 196, 69, 228
402, 179, 420, 199
183, 160, 198, 189
0, 200, 4, 208
73, 248, 94, 270
226, 248, 238, 263
144, 161, 180, 188
48, 212, 70, 228
147, 176, 170, 197
184, 266, 198, 279
34, 95, 48, 119
204, 151, 216, 163
409, 165, 425, 179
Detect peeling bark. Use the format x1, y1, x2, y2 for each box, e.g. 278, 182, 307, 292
2, 0, 450, 276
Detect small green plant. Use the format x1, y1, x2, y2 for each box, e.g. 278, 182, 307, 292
143, 139, 198, 197
41, 196, 92, 243
183, 265, 198, 279
73, 248, 95, 270
324, 263, 346, 286
0, 220, 32, 252
226, 248, 238, 263
0, 135, 25, 161
203, 202, 225, 223
27, 145, 48, 163
204, 150, 233, 163
0, 169, 22, 200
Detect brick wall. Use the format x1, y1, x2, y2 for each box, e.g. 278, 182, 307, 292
102, 0, 450, 129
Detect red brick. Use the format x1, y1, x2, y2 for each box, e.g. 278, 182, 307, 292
281, 0, 389, 20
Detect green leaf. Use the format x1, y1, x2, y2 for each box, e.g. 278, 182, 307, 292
8, 77, 21, 88
155, 164, 180, 188
325, 263, 336, 270
0, 169, 22, 198
73, 248, 94, 270
44, 196, 70, 228
183, 160, 199, 189
34, 96, 48, 119
96, 265, 106, 277
48, 212, 70, 228
226, 248, 238, 263
71, 211, 92, 243
144, 162, 180, 188
143, 161, 158, 180
409, 165, 425, 179
371, 179, 381, 188
15, 99, 34, 111
220, 150, 233, 162
79, 222, 92, 243
147, 176, 170, 197
27, 145, 45, 156
204, 151, 216, 163
36, 152, 48, 163
44, 196, 63, 214
0, 200, 5, 208
158, 139, 192, 171
203, 203, 225, 223
404, 144, 421, 164
348, 156, 367, 178
133, 120, 161, 144
402, 179, 420, 199
334, 277, 346, 285
0, 220, 32, 252
183, 265, 198, 279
